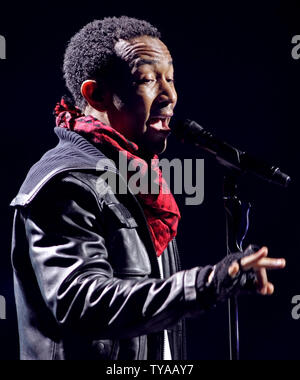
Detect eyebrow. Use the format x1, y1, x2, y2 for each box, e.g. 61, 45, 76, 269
135, 58, 173, 68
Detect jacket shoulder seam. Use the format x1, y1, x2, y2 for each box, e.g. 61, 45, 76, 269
59, 171, 105, 212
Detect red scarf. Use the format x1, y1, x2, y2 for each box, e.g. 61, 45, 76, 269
54, 98, 181, 256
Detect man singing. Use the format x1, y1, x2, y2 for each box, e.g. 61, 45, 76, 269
10, 16, 285, 360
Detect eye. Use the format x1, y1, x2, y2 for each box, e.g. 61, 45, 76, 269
132, 78, 155, 87
139, 78, 155, 84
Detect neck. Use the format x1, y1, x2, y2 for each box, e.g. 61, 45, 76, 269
84, 105, 111, 126
137, 145, 156, 162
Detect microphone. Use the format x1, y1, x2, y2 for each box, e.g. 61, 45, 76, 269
171, 119, 291, 188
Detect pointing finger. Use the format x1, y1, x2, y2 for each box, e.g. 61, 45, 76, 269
252, 257, 286, 270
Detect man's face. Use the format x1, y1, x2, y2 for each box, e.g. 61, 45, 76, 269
106, 36, 177, 156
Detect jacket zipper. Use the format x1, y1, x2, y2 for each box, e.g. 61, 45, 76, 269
157, 255, 168, 360
129, 192, 166, 359
125, 182, 161, 279
172, 238, 182, 272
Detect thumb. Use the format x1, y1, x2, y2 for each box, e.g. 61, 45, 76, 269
228, 261, 240, 278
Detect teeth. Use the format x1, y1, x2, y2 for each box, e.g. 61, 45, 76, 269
148, 118, 171, 132
147, 116, 171, 132
150, 119, 163, 129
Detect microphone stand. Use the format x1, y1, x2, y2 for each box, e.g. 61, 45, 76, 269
223, 172, 251, 361
171, 118, 291, 359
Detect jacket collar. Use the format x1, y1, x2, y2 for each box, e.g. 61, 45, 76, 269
11, 127, 118, 207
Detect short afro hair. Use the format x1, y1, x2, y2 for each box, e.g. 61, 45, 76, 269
63, 16, 161, 110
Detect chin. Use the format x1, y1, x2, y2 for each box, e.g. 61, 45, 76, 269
151, 139, 168, 156
139, 135, 169, 157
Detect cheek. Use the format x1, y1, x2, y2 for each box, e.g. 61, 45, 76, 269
112, 94, 125, 111
127, 90, 155, 119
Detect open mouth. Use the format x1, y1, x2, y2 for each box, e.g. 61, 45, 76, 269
147, 116, 172, 133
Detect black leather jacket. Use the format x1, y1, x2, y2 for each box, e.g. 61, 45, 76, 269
10, 128, 215, 360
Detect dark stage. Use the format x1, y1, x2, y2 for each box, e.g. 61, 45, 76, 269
0, 0, 299, 360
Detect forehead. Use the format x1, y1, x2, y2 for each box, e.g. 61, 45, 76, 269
114, 36, 173, 68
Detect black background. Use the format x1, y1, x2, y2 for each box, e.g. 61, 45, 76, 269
0, 0, 299, 360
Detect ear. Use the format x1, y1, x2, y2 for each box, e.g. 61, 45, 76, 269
80, 80, 108, 111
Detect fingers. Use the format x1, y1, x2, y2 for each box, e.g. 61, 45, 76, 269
241, 246, 285, 296
256, 267, 268, 294
228, 247, 269, 278
228, 262, 276, 295
253, 257, 286, 270
266, 282, 275, 295
227, 245, 285, 296
240, 247, 268, 270
256, 267, 275, 295
240, 246, 286, 271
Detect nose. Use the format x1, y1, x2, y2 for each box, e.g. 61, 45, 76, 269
157, 79, 177, 107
